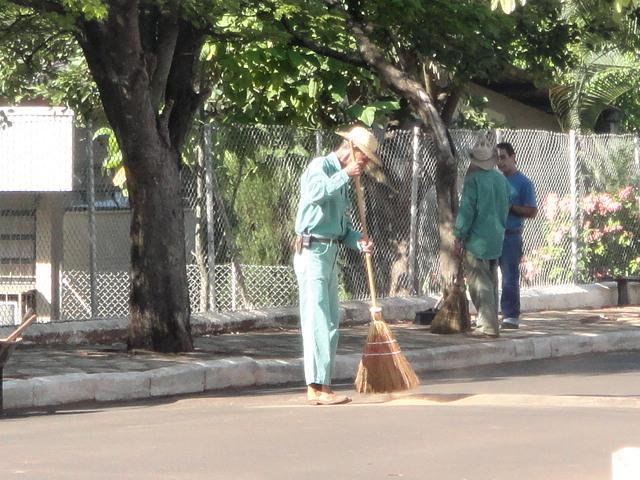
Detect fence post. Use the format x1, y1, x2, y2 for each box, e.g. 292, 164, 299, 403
203, 124, 217, 311
407, 126, 420, 295
203, 131, 252, 311
634, 136, 640, 185
231, 263, 237, 311
495, 129, 502, 144
315, 130, 322, 157
569, 129, 579, 284
86, 122, 98, 319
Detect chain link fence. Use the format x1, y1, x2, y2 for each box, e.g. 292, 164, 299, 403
1, 118, 640, 324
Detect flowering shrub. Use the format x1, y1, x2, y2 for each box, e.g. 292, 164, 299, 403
522, 186, 640, 284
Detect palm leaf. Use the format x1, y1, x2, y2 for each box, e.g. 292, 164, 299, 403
551, 50, 640, 131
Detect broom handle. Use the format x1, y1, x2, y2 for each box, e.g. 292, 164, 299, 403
349, 142, 378, 309
3, 312, 37, 343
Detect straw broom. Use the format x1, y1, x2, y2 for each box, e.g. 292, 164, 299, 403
430, 258, 471, 334
350, 143, 419, 394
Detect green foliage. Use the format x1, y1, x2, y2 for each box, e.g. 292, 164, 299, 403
616, 89, 640, 131
580, 141, 635, 191
451, 94, 504, 129
551, 50, 640, 131
0, 0, 579, 131
93, 126, 122, 170
0, 4, 100, 121
196, 0, 576, 130
60, 0, 107, 19
550, 0, 640, 132
202, 36, 385, 128
346, 100, 400, 127
212, 127, 309, 265
491, 0, 528, 14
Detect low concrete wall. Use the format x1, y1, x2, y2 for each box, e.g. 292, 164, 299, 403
0, 281, 634, 346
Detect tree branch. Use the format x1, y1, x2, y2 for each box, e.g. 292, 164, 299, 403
157, 99, 174, 147
280, 16, 370, 70
166, 19, 207, 154
326, 1, 455, 168
75, 2, 158, 157
441, 88, 462, 126
148, 12, 180, 111
23, 31, 68, 66
0, 11, 39, 40
6, 0, 65, 14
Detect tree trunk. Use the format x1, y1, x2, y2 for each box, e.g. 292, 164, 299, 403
72, 3, 204, 352
342, 18, 460, 284
126, 142, 193, 351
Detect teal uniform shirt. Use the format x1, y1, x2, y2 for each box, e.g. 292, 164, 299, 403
294, 152, 361, 250
454, 169, 511, 260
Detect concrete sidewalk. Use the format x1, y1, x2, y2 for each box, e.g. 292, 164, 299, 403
2, 305, 640, 412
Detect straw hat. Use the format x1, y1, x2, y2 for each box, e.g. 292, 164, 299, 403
336, 125, 381, 166
469, 137, 496, 170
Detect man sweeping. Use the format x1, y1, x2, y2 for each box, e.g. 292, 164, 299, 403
294, 125, 378, 405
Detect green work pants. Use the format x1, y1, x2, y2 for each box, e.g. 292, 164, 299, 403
465, 251, 500, 336
294, 242, 340, 386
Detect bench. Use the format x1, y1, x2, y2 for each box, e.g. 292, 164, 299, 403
0, 310, 36, 413
612, 277, 640, 306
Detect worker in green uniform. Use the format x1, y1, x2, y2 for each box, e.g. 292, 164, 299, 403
294, 125, 378, 405
454, 137, 511, 338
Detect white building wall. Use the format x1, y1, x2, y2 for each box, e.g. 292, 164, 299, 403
468, 83, 561, 132
62, 209, 199, 272
0, 107, 74, 191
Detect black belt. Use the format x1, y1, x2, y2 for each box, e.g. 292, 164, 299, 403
310, 236, 339, 244
297, 234, 342, 245
505, 229, 522, 235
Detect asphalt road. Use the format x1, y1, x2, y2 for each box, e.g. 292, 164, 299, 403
2, 351, 640, 480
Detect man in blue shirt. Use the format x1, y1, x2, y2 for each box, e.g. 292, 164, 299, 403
294, 125, 376, 405
496, 142, 538, 329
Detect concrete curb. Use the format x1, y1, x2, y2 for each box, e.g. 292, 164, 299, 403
4, 329, 640, 411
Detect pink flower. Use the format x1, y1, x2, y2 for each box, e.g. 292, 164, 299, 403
587, 229, 604, 243
559, 197, 572, 213
544, 193, 559, 221
597, 193, 621, 214
618, 186, 634, 201
583, 194, 597, 215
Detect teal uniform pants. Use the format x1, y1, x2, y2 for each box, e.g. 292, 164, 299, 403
294, 242, 340, 386
465, 251, 500, 336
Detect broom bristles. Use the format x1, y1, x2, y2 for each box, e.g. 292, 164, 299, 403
354, 319, 420, 394
430, 283, 471, 334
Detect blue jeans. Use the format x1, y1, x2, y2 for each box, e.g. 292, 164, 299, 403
500, 233, 523, 321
